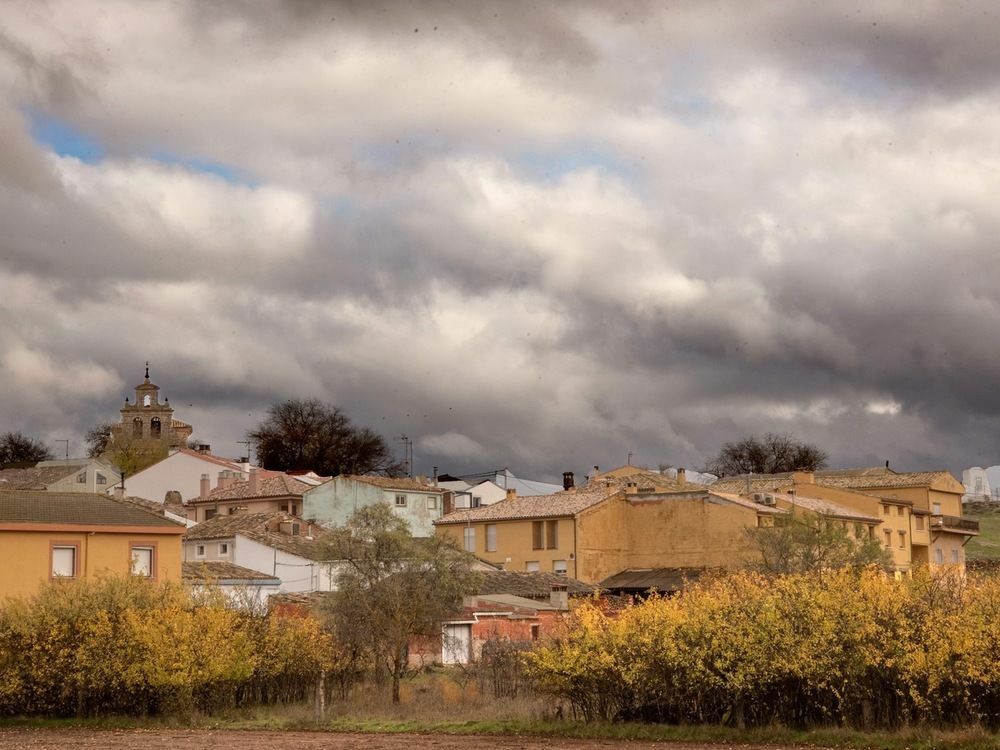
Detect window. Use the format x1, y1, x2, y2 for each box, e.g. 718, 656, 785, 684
915, 516, 925, 531
195, 545, 205, 558
883, 529, 892, 547
96, 473, 107, 485
291, 523, 301, 536
132, 417, 143, 437
76, 472, 86, 484
395, 494, 407, 507
854, 523, 863, 538
463, 527, 475, 553
553, 560, 567, 575
204, 508, 217, 521
143, 394, 151, 407
545, 520, 558, 550
427, 495, 438, 510
951, 548, 960, 563
51, 544, 77, 578
486, 524, 497, 552
934, 547, 944, 564
532, 521, 544, 550
130, 546, 154, 578
898, 530, 906, 549
882, 505, 890, 516
219, 543, 229, 555
897, 506, 905, 517
472, 495, 482, 508
526, 561, 540, 572
150, 417, 161, 439
530, 624, 540, 641
932, 502, 942, 515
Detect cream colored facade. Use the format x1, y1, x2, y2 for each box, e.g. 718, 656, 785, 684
0, 527, 183, 600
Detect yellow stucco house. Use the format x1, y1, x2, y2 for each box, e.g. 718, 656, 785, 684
711, 467, 977, 573
0, 490, 186, 600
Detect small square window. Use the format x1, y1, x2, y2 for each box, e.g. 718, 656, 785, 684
553, 560, 567, 575
51, 545, 77, 578
882, 505, 890, 516
219, 543, 229, 555
96, 473, 107, 485
195, 545, 205, 557
915, 516, 925, 531
395, 494, 407, 507
897, 506, 904, 517
526, 561, 540, 572
427, 495, 438, 510
472, 495, 482, 508
131, 546, 154, 578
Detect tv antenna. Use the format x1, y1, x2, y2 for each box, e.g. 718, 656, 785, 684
397, 434, 413, 478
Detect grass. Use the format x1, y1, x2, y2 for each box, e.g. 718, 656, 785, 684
962, 503, 1000, 561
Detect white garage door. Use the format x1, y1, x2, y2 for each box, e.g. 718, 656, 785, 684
441, 624, 472, 665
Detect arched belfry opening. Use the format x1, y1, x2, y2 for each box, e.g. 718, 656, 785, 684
132, 417, 143, 438
150, 417, 161, 439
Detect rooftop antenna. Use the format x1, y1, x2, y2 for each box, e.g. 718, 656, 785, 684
55, 439, 69, 462
238, 439, 253, 464
397, 434, 413, 478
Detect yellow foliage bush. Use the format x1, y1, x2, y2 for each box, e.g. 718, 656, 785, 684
0, 576, 343, 717
528, 568, 1000, 729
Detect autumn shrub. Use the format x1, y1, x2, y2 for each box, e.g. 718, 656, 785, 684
528, 568, 1000, 729
0, 576, 341, 717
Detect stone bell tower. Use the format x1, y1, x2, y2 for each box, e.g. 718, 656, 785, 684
111, 363, 193, 449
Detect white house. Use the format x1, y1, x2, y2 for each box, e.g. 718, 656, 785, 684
121, 448, 251, 504
183, 561, 282, 610
182, 512, 339, 596
963, 466, 997, 502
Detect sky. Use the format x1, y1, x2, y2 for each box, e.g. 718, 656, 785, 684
2, 1, 1000, 480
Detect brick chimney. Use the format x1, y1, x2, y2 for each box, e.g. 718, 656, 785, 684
249, 467, 260, 495
592, 465, 600, 480
200, 473, 210, 502
442, 491, 453, 515
550, 584, 569, 610
563, 471, 575, 491
677, 467, 686, 486
625, 481, 638, 495
506, 488, 517, 501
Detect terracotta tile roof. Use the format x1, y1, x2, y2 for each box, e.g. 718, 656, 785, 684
198, 474, 313, 503
601, 567, 711, 592
344, 475, 446, 493
184, 512, 335, 561
0, 464, 86, 490
711, 468, 961, 493
173, 448, 247, 470
0, 491, 185, 529
588, 468, 708, 494
182, 561, 280, 583
474, 570, 598, 598
435, 486, 613, 524
768, 491, 881, 522
709, 492, 789, 515
710, 475, 794, 494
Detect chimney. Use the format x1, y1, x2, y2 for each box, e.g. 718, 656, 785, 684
592, 465, 600, 480
442, 490, 453, 515
625, 481, 638, 495
885, 460, 890, 469
196, 443, 211, 454
506, 488, 517, 501
200, 473, 210, 502
550, 584, 569, 610
249, 467, 260, 495
432, 466, 438, 488
113, 486, 125, 500
563, 471, 575, 491
677, 467, 686, 486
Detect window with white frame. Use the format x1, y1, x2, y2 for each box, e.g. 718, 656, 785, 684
219, 542, 229, 555
486, 524, 497, 552
934, 547, 944, 564
526, 561, 540, 572
96, 473, 107, 485
463, 527, 475, 552
195, 545, 205, 557
932, 502, 942, 515
553, 560, 567, 575
395, 494, 407, 507
472, 495, 482, 507
51, 545, 77, 578
131, 546, 154, 577
427, 495, 437, 510
951, 548, 960, 563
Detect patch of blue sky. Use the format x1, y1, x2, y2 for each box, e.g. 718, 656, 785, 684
511, 144, 638, 184
28, 111, 104, 163
146, 149, 259, 187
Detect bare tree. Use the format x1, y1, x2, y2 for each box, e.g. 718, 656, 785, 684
319, 504, 479, 703
706, 432, 828, 476
748, 514, 889, 575
0, 432, 53, 465
247, 399, 403, 477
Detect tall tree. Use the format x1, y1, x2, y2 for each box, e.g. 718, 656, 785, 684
247, 399, 403, 477
84, 421, 115, 458
84, 421, 167, 475
320, 504, 479, 703
706, 432, 828, 477
0, 432, 54, 465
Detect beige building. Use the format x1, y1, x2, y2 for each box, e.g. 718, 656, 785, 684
184, 469, 316, 522
109, 364, 193, 451
711, 467, 977, 572
0, 458, 120, 493
0, 490, 185, 600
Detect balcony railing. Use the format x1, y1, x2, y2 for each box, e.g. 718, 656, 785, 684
930, 515, 980, 534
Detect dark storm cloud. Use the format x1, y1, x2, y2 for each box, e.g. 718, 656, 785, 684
2, 0, 1000, 479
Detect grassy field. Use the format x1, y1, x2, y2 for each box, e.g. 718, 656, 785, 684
963, 502, 1000, 560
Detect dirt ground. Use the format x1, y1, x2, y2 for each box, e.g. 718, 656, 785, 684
0, 729, 811, 749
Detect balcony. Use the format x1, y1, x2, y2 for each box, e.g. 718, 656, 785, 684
930, 515, 980, 535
